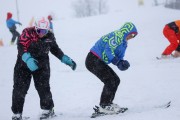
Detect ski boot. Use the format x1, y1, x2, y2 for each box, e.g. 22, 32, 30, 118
110, 103, 128, 113
91, 104, 128, 118
40, 108, 55, 120
158, 54, 174, 59
12, 113, 22, 120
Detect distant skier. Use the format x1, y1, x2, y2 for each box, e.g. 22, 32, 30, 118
85, 22, 138, 117
11, 17, 76, 120
161, 20, 180, 59
47, 15, 53, 32
6, 12, 22, 45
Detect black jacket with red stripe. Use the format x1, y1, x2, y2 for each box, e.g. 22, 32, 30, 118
17, 27, 64, 68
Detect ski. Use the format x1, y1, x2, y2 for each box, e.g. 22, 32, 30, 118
129, 101, 171, 114
156, 57, 161, 60
21, 113, 62, 120
91, 101, 171, 118
156, 55, 175, 60
154, 101, 171, 108
40, 115, 56, 120
22, 116, 30, 120
39, 113, 62, 120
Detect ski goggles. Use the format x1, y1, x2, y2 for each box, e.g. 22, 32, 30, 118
36, 28, 48, 36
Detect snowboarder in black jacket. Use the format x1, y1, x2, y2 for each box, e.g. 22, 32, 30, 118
11, 17, 76, 120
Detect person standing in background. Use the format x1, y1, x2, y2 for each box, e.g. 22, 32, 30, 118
6, 12, 22, 45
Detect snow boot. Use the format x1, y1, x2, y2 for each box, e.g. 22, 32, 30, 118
161, 54, 174, 59
40, 108, 55, 120
99, 103, 126, 114
12, 114, 22, 120
94, 103, 128, 114
91, 104, 128, 118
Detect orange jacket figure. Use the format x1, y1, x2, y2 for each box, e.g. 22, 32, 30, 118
162, 20, 180, 56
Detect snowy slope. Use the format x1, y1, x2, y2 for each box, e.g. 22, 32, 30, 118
1, 0, 180, 120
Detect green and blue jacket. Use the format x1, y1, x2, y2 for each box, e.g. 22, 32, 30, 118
90, 22, 137, 64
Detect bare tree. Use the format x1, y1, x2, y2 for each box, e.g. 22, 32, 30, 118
154, 0, 159, 6
98, 0, 108, 14
165, 0, 180, 9
72, 0, 85, 17
85, 0, 96, 16
72, 0, 108, 18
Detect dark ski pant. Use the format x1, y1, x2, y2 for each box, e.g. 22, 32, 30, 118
12, 60, 54, 114
85, 52, 120, 106
9, 28, 20, 44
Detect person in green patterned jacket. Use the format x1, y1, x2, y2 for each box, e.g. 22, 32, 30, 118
85, 22, 138, 116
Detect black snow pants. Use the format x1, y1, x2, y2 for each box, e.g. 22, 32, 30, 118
12, 59, 54, 114
85, 52, 120, 106
9, 26, 20, 44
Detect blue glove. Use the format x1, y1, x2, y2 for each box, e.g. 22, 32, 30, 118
22, 52, 38, 71
61, 55, 76, 70
117, 60, 130, 71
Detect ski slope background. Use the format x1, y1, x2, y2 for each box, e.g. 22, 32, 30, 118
0, 0, 180, 120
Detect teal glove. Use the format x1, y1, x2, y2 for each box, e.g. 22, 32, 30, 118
22, 52, 38, 71
61, 55, 76, 70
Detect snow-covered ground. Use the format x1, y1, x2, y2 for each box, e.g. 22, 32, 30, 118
0, 0, 180, 120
